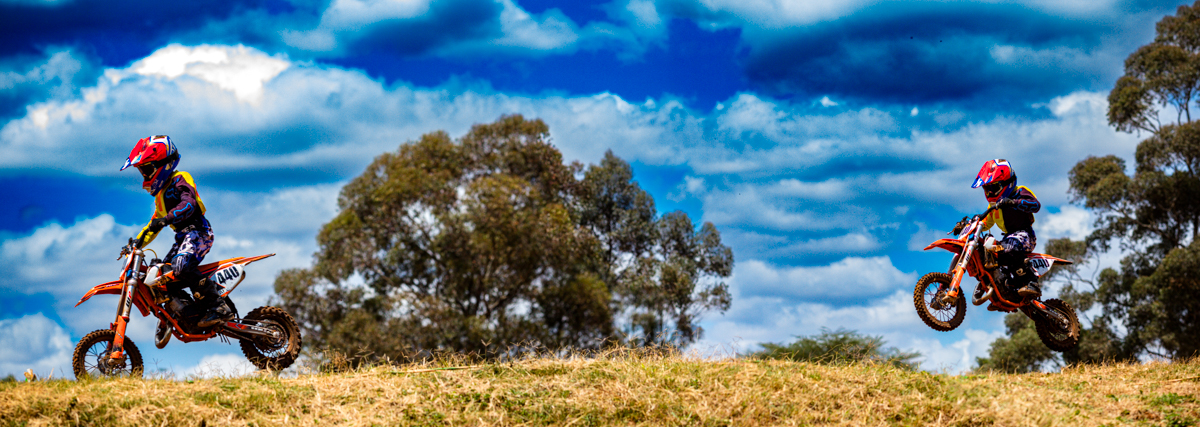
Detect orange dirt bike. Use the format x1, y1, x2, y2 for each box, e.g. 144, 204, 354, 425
71, 238, 302, 378
914, 206, 1081, 351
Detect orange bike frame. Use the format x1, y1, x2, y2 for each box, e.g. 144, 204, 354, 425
75, 252, 276, 349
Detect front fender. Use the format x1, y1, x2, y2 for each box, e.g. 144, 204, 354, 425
75, 280, 122, 307
923, 238, 965, 253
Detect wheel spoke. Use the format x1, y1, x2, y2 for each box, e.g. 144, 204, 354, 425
924, 284, 957, 321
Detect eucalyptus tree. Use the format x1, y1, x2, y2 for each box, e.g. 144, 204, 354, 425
273, 115, 733, 363
1061, 1, 1200, 360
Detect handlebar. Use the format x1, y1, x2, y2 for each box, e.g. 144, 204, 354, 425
977, 205, 997, 220
117, 237, 140, 260
948, 205, 998, 236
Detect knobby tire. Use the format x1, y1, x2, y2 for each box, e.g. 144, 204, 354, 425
239, 306, 302, 371
1031, 298, 1080, 352
914, 272, 966, 331
72, 329, 144, 379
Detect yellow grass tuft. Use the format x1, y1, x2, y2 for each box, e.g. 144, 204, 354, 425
3, 351, 1199, 426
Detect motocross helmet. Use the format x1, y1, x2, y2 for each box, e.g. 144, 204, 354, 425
971, 159, 1017, 203
120, 135, 179, 195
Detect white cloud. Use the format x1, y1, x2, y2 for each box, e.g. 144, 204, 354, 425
0, 47, 1139, 210
734, 256, 913, 300
678, 0, 875, 28
696, 290, 1006, 373
908, 328, 1005, 373
175, 353, 258, 379
908, 222, 952, 252
623, 0, 663, 28
131, 44, 289, 104
1038, 205, 1092, 241
321, 0, 432, 28
0, 214, 135, 297
664, 0, 1130, 31
488, 0, 580, 51
284, 0, 599, 57
0, 313, 73, 379
0, 49, 84, 95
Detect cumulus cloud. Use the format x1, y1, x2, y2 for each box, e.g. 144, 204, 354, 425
0, 46, 1138, 198
131, 44, 289, 104
696, 289, 1012, 371
279, 0, 614, 58
0, 48, 96, 120
175, 353, 259, 379
0, 313, 73, 379
734, 256, 914, 301
1038, 205, 1092, 242
0, 214, 135, 297
695, 289, 1004, 373
0, 43, 1139, 286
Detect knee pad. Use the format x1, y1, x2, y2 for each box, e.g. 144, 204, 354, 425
172, 253, 198, 273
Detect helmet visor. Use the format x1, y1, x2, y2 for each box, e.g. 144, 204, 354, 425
982, 182, 1003, 198
137, 164, 157, 181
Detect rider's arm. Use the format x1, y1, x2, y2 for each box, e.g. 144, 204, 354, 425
159, 176, 199, 225
1008, 187, 1041, 213
134, 214, 161, 248
980, 208, 996, 231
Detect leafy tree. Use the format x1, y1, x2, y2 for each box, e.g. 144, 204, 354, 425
1035, 1, 1200, 362
273, 115, 733, 362
1042, 238, 1135, 365
752, 329, 921, 370
575, 153, 734, 345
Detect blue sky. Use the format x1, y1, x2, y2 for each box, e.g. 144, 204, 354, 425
0, 0, 1176, 377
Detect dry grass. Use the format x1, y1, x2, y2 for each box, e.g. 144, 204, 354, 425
3, 351, 1200, 426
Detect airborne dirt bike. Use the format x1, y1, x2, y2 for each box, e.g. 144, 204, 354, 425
914, 206, 1081, 351
71, 238, 302, 378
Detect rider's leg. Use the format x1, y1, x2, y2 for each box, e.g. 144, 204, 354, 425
169, 228, 228, 328
999, 230, 1039, 298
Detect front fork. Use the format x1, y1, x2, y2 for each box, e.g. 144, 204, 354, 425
939, 243, 975, 307
107, 253, 141, 365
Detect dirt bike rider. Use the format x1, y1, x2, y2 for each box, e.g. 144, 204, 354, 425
120, 135, 232, 328
966, 159, 1043, 300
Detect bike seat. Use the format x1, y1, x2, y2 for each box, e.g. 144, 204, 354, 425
197, 261, 222, 275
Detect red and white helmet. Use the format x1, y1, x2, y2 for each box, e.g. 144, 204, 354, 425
971, 159, 1017, 203
120, 135, 179, 195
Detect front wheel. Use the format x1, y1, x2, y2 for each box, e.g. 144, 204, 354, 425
239, 306, 302, 371
72, 329, 144, 379
914, 272, 966, 331
1031, 299, 1080, 352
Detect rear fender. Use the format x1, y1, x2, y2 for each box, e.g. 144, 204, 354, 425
75, 280, 123, 307
924, 238, 965, 253
1027, 253, 1074, 277
197, 253, 275, 297
196, 253, 275, 276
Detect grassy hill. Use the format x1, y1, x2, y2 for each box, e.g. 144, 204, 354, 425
3, 351, 1199, 426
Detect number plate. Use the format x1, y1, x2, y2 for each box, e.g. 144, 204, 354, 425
1028, 256, 1054, 277
208, 264, 245, 287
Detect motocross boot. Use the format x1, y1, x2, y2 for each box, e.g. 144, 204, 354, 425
1017, 274, 1042, 299
194, 279, 234, 328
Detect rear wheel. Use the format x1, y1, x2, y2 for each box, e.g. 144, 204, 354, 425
72, 329, 143, 379
914, 272, 966, 331
1031, 299, 1080, 352
239, 306, 302, 371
